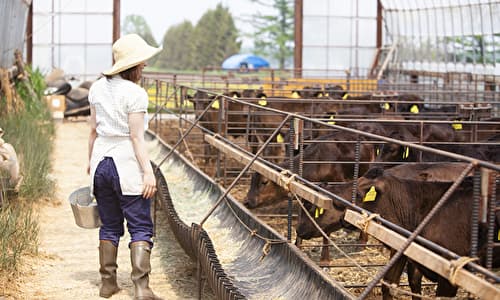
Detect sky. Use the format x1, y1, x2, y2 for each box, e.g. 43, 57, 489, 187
121, 0, 272, 49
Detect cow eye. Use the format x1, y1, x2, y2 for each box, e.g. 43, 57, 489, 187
261, 179, 269, 185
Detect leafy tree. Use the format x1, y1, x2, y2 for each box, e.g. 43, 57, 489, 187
248, 0, 294, 69
156, 21, 195, 70
122, 14, 160, 67
122, 15, 158, 47
191, 4, 241, 69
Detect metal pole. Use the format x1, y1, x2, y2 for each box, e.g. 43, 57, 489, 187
287, 117, 296, 242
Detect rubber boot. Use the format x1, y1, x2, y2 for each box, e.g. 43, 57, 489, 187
99, 240, 120, 298
130, 241, 163, 300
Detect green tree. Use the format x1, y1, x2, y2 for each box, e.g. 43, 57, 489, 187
122, 15, 158, 47
248, 0, 294, 69
122, 15, 159, 67
156, 21, 194, 70
191, 4, 241, 69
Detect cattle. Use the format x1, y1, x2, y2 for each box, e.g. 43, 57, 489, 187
248, 92, 345, 161
356, 167, 499, 299
295, 163, 471, 264
243, 131, 376, 209
187, 90, 252, 137
326, 91, 425, 117
373, 122, 481, 165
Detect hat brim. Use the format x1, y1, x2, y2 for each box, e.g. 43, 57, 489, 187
103, 46, 162, 76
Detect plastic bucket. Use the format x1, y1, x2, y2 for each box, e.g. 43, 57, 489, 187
68, 186, 101, 229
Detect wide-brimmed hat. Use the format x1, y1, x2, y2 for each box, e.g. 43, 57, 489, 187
103, 34, 161, 76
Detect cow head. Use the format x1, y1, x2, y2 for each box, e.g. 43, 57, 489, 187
243, 172, 288, 208
375, 130, 416, 164
324, 84, 346, 99
296, 201, 342, 240
356, 167, 386, 207
296, 182, 359, 240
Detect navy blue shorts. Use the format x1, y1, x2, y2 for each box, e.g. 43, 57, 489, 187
93, 157, 153, 248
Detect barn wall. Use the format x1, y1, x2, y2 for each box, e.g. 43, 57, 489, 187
0, 0, 32, 68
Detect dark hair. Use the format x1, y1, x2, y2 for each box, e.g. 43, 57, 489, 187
104, 63, 143, 82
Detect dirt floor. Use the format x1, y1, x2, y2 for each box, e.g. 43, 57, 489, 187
16, 119, 215, 300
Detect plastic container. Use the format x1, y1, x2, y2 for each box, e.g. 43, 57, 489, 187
68, 186, 101, 229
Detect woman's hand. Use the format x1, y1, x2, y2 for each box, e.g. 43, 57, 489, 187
142, 171, 157, 199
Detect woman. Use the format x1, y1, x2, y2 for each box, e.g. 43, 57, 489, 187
88, 34, 162, 300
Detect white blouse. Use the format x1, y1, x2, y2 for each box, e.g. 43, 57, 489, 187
88, 76, 149, 196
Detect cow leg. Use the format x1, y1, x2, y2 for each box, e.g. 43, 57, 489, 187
435, 276, 458, 298
382, 250, 407, 300
319, 237, 330, 266
406, 260, 423, 299
356, 231, 369, 252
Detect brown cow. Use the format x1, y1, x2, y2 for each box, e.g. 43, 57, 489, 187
243, 131, 376, 208
295, 163, 470, 264
356, 167, 499, 299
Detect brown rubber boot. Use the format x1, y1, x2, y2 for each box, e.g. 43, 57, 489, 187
99, 240, 120, 298
130, 241, 163, 300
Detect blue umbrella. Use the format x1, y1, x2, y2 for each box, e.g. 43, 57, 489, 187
221, 53, 270, 70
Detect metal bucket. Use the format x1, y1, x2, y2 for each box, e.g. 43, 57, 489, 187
68, 186, 101, 229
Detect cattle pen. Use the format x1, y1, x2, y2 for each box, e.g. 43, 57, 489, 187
141, 69, 500, 299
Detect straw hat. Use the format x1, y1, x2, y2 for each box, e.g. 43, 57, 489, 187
103, 34, 161, 76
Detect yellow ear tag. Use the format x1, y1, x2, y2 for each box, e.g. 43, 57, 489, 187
342, 93, 349, 100
258, 96, 267, 106
314, 207, 324, 218
277, 134, 285, 143
327, 115, 336, 125
211, 100, 220, 109
497, 229, 500, 241
376, 147, 380, 155
383, 102, 391, 110
325, 93, 329, 97
452, 122, 462, 130
403, 146, 410, 159
363, 186, 377, 202
410, 104, 419, 114
291, 91, 300, 99
233, 94, 238, 99
318, 93, 324, 98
